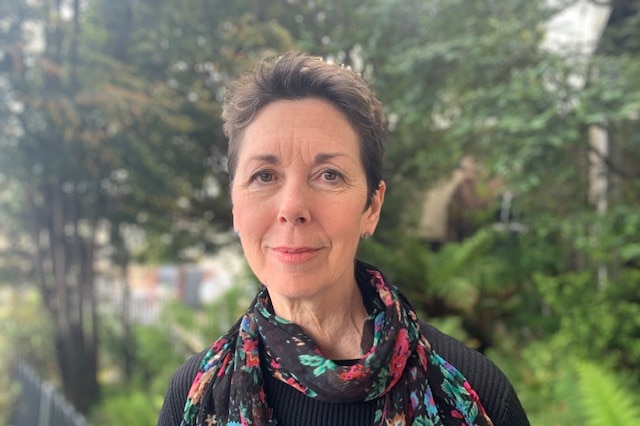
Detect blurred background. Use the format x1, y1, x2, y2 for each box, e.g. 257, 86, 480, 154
1, 0, 639, 425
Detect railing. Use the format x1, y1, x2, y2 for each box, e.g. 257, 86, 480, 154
10, 362, 88, 426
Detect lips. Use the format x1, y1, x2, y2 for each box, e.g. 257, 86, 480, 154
271, 246, 320, 264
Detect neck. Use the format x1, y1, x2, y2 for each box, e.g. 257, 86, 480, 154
269, 281, 368, 360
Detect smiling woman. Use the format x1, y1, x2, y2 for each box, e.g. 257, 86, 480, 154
231, 98, 384, 347
158, 53, 530, 426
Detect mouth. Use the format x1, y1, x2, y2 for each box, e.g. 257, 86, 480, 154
270, 246, 320, 263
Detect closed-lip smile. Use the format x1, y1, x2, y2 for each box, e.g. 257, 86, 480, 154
271, 246, 320, 263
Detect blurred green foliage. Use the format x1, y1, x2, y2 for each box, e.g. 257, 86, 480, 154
90, 282, 253, 425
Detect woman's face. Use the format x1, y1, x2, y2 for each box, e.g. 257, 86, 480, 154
231, 98, 385, 306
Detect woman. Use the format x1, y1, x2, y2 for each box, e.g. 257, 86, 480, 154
158, 52, 529, 426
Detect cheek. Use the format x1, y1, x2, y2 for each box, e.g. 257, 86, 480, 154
233, 199, 270, 236
233, 203, 250, 231
326, 203, 367, 236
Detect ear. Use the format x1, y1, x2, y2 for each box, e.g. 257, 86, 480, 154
362, 181, 386, 234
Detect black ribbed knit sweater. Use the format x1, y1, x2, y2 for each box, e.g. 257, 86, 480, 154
157, 321, 530, 426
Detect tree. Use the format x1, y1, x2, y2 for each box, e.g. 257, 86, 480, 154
0, 0, 203, 410
0, 0, 104, 411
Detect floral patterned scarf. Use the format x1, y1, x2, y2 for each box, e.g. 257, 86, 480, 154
182, 261, 493, 426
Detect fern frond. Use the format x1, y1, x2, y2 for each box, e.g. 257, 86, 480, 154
576, 361, 640, 426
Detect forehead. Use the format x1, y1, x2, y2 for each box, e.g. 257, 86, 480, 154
240, 98, 360, 158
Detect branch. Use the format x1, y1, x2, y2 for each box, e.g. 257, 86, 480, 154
588, 143, 640, 203
26, 185, 54, 317
588, 144, 639, 181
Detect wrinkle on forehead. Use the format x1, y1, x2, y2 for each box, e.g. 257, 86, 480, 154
240, 99, 361, 168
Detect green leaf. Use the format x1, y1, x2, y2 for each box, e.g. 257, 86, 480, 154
576, 361, 640, 426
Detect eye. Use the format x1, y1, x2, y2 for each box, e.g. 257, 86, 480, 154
321, 170, 341, 181
252, 170, 275, 183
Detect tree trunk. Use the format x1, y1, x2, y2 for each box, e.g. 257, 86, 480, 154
26, 177, 101, 413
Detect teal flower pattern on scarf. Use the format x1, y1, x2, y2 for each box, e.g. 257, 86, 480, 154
299, 355, 337, 376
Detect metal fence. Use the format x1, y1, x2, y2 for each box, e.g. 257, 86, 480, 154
10, 362, 88, 426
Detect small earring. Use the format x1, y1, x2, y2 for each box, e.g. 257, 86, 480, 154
361, 232, 371, 240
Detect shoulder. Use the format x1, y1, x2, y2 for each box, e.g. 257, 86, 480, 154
419, 320, 530, 426
157, 350, 208, 426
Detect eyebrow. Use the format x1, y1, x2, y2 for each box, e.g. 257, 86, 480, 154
248, 154, 279, 164
313, 153, 348, 163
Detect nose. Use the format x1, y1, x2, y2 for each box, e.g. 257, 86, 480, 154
277, 181, 311, 225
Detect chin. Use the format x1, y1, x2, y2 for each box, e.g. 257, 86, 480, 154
263, 277, 326, 302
